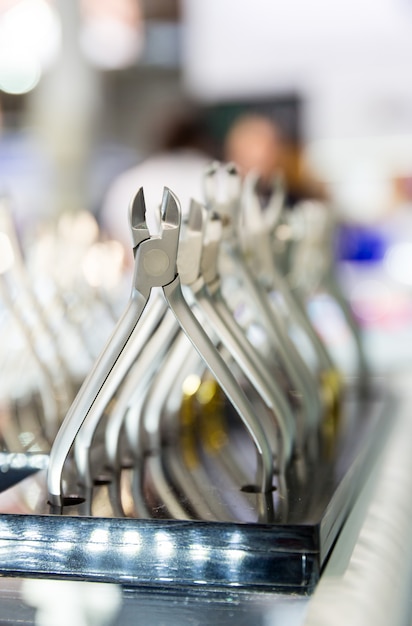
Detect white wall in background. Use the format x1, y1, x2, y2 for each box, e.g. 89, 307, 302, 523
182, 0, 412, 141
182, 0, 412, 219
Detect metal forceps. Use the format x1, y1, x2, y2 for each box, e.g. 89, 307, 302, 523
48, 186, 273, 509
288, 200, 369, 385
119, 213, 218, 519
127, 330, 221, 521
238, 173, 325, 443
268, 200, 344, 432
205, 163, 321, 457
74, 302, 176, 514
182, 198, 296, 476
47, 188, 180, 509
0, 202, 73, 442
100, 309, 180, 517
102, 210, 272, 518
267, 198, 337, 376
248, 184, 344, 445
125, 202, 276, 520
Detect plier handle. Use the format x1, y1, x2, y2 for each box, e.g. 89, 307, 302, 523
48, 188, 181, 509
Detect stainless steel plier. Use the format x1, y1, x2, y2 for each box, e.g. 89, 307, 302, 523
47, 188, 181, 508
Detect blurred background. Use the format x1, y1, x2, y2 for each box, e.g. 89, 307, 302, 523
0, 5, 411, 622
1, 0, 412, 372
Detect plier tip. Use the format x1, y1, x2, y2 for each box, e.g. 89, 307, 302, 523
129, 188, 150, 248
160, 187, 180, 231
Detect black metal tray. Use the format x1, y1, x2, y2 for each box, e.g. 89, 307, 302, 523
0, 380, 392, 594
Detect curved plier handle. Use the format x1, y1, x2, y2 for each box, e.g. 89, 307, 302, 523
47, 187, 180, 509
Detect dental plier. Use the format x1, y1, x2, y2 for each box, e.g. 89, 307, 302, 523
48, 188, 182, 508
48, 187, 273, 509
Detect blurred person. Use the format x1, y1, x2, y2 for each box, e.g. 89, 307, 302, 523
100, 107, 216, 258
223, 113, 327, 207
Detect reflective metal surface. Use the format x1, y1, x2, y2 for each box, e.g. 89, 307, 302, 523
0, 576, 309, 626
0, 173, 394, 610
0, 382, 391, 593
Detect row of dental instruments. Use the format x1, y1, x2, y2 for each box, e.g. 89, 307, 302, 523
44, 161, 368, 523
0, 200, 126, 455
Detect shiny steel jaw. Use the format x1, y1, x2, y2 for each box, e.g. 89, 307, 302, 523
47, 188, 181, 509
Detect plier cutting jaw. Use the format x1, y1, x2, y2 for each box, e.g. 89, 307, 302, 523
130, 188, 181, 300
47, 187, 181, 510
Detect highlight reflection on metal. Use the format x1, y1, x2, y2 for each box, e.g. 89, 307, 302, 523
48, 185, 274, 507
0, 384, 391, 592
204, 164, 321, 464
0, 170, 388, 596
0, 511, 318, 589
180, 199, 293, 474
0, 452, 48, 493
47, 188, 183, 508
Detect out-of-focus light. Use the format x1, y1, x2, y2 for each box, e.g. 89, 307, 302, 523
349, 278, 392, 323
307, 294, 350, 346
82, 244, 105, 287
58, 211, 99, 246
88, 527, 109, 552
80, 0, 144, 69
276, 223, 293, 241
196, 379, 217, 405
0, 0, 61, 69
0, 0, 61, 94
122, 529, 142, 553
82, 241, 124, 288
182, 374, 201, 397
384, 242, 412, 286
226, 548, 245, 563
80, 17, 144, 69
154, 531, 175, 558
0, 232, 14, 273
0, 49, 41, 94
189, 543, 210, 561
229, 530, 243, 544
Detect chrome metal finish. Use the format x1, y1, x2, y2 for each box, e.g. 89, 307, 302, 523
163, 274, 274, 494
47, 187, 181, 508
203, 164, 322, 453
142, 334, 215, 520
106, 309, 179, 471
238, 173, 325, 435
136, 334, 197, 519
49, 181, 277, 508
73, 293, 167, 488
0, 382, 391, 593
181, 199, 295, 472
288, 200, 369, 383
